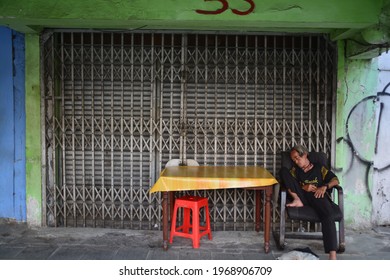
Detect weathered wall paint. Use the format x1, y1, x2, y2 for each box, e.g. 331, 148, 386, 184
0, 0, 382, 33
25, 33, 41, 226
0, 27, 26, 221
372, 52, 390, 225
0, 28, 15, 218
336, 41, 380, 229
12, 30, 27, 222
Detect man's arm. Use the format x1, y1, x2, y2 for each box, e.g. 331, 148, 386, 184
314, 166, 339, 198
325, 177, 339, 190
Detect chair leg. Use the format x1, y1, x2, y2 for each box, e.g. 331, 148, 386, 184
338, 220, 346, 253
336, 187, 345, 253
278, 220, 286, 249
276, 190, 287, 250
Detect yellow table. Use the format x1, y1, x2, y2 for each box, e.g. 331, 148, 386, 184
150, 165, 278, 253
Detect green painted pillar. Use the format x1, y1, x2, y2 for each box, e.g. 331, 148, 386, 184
25, 34, 42, 226
335, 40, 379, 228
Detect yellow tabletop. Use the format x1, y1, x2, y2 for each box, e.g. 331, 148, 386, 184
150, 165, 278, 193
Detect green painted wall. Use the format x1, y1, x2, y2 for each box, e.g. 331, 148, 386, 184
25, 34, 42, 226
335, 41, 379, 228
0, 0, 381, 33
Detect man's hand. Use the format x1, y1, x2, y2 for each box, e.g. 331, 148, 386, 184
314, 186, 327, 198
302, 184, 317, 193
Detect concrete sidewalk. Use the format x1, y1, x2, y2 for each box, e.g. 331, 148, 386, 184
0, 219, 389, 260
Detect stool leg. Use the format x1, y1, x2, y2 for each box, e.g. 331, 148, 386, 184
192, 206, 200, 248
183, 207, 191, 233
205, 205, 212, 240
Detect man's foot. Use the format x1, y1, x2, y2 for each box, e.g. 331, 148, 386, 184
329, 251, 337, 260
286, 198, 304, 207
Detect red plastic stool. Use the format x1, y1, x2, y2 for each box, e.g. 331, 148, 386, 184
169, 195, 212, 248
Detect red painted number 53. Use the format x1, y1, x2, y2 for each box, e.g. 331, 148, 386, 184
196, 0, 255, 15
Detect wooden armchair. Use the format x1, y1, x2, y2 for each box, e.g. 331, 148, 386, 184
273, 151, 345, 253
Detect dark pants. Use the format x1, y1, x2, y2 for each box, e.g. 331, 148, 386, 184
280, 167, 338, 253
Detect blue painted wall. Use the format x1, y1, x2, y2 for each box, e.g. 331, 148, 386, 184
0, 27, 26, 221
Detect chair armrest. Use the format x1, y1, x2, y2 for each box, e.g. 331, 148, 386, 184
332, 185, 344, 213
333, 185, 343, 193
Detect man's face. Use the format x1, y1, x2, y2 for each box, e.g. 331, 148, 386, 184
290, 149, 309, 169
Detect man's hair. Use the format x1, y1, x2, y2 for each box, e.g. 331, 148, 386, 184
291, 144, 308, 156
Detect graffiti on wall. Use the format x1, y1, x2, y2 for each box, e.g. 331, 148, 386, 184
336, 82, 390, 200
196, 0, 255, 15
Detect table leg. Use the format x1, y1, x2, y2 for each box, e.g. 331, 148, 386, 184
264, 187, 273, 253
169, 192, 175, 220
162, 191, 169, 250
255, 190, 261, 232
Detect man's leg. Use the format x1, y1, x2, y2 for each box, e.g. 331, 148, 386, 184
280, 167, 308, 207
306, 195, 338, 258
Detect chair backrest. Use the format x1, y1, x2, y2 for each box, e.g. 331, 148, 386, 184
281, 150, 329, 170
165, 159, 199, 167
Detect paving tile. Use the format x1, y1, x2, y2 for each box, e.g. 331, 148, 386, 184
146, 249, 179, 260
48, 246, 84, 260
13, 246, 57, 260
79, 246, 118, 260
1, 219, 390, 260
0, 246, 25, 259
114, 247, 150, 260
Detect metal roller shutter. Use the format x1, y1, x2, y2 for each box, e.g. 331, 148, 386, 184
42, 31, 336, 230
